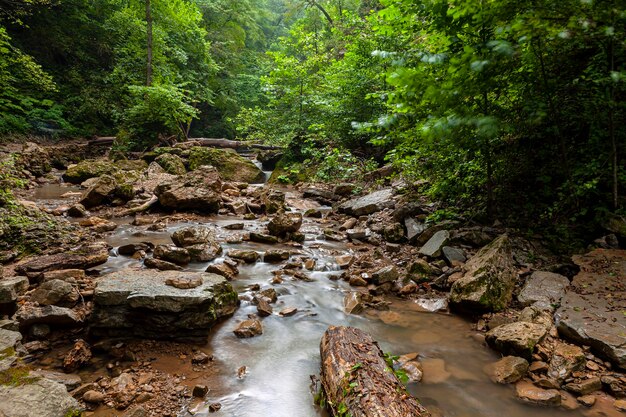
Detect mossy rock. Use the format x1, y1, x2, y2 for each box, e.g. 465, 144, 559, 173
115, 159, 147, 172
155, 154, 187, 175
188, 147, 265, 183
62, 160, 118, 184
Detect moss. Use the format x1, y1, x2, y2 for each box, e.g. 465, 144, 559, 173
62, 159, 118, 184
0, 347, 15, 360
188, 147, 265, 183
155, 153, 186, 175
0, 366, 39, 387
64, 408, 83, 417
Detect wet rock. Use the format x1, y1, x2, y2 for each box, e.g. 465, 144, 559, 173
233, 319, 263, 338
259, 288, 277, 303
79, 174, 118, 208
515, 380, 561, 406
79, 216, 118, 232
340, 218, 358, 231
224, 222, 245, 230
614, 399, 626, 411
63, 339, 92, 372
529, 361, 549, 373
577, 395, 596, 407
556, 249, 626, 369
0, 375, 81, 416
419, 230, 450, 258
372, 266, 399, 284
63, 159, 117, 183
155, 153, 186, 175
279, 307, 297, 317
209, 402, 222, 412
165, 276, 203, 289
339, 188, 394, 216
349, 276, 368, 287
118, 243, 151, 256
397, 353, 423, 383
564, 377, 602, 395
171, 226, 217, 247
261, 189, 286, 214
449, 235, 515, 312
67, 203, 87, 218
335, 255, 353, 269
346, 228, 368, 241
155, 166, 222, 212
192, 385, 209, 398
30, 279, 77, 307
91, 270, 238, 340
205, 263, 238, 281
0, 276, 29, 304
186, 243, 222, 262
485, 322, 548, 360
547, 342, 585, 383
268, 212, 303, 237
442, 246, 466, 265
31, 370, 81, 391
188, 148, 265, 183
383, 222, 405, 243
153, 244, 190, 265
14, 304, 82, 327
408, 258, 438, 277
344, 292, 364, 314
249, 233, 279, 244
518, 271, 570, 307
485, 356, 529, 384
16, 242, 109, 278
264, 250, 290, 263
228, 249, 260, 263
192, 352, 211, 364
256, 298, 273, 317
143, 258, 182, 271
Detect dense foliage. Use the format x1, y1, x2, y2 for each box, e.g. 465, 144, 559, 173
0, 0, 624, 236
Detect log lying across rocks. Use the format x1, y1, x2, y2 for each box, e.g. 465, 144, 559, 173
319, 326, 430, 417
181, 138, 283, 151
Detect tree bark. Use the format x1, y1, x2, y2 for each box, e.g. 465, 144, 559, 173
146, 0, 153, 87
319, 326, 430, 417
180, 138, 283, 151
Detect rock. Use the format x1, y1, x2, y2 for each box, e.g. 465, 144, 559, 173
155, 166, 222, 212
484, 356, 529, 384
192, 352, 211, 364
485, 322, 548, 360
518, 271, 570, 307
601, 213, 626, 238
372, 266, 399, 284
227, 250, 259, 263
91, 270, 238, 340
528, 361, 549, 373
261, 189, 286, 214
171, 226, 217, 247
547, 342, 585, 383
419, 230, 450, 258
397, 354, 423, 383
560, 390, 580, 410
259, 288, 277, 303
333, 183, 355, 196
187, 243, 222, 262
344, 292, 364, 314
42, 269, 85, 282
267, 212, 303, 237
67, 203, 87, 218
118, 243, 151, 256
564, 377, 602, 395
0, 276, 29, 304
15, 242, 109, 278
339, 188, 394, 216
264, 250, 290, 263
442, 246, 466, 265
279, 307, 297, 317
30, 279, 77, 307
340, 218, 358, 231
577, 395, 596, 407
515, 380, 561, 406
249, 232, 279, 244
257, 150, 283, 170
408, 259, 438, 277
0, 328, 22, 352
192, 385, 209, 398
614, 399, 626, 411
14, 304, 82, 327
79, 174, 118, 208
234, 319, 263, 338
79, 216, 117, 232
63, 159, 118, 183
349, 276, 367, 286
29, 324, 50, 338
209, 403, 222, 412
153, 244, 190, 265
405, 218, 426, 242
143, 257, 182, 271
449, 235, 515, 312
188, 148, 265, 183
383, 222, 405, 243
205, 263, 238, 280
302, 188, 337, 204
16, 142, 51, 177
256, 298, 273, 317
335, 255, 353, 269
0, 375, 81, 416
165, 276, 203, 289
83, 389, 105, 403
63, 339, 92, 372
155, 153, 186, 175
31, 370, 81, 391
556, 249, 626, 369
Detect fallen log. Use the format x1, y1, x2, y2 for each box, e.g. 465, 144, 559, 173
181, 138, 283, 151
121, 194, 158, 216
88, 137, 116, 146
319, 326, 429, 417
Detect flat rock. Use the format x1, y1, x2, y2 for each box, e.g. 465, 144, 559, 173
372, 265, 399, 284
0, 376, 81, 417
143, 258, 182, 271
205, 263, 238, 280
339, 188, 394, 216
0, 276, 29, 304
91, 270, 238, 340
0, 328, 22, 352
485, 321, 548, 360
405, 218, 426, 242
518, 271, 569, 307
227, 250, 259, 263
155, 166, 222, 212
233, 319, 262, 338
449, 235, 515, 312
484, 356, 528, 384
442, 246, 466, 265
30, 279, 77, 307
153, 244, 190, 265
15, 242, 109, 278
14, 304, 82, 327
556, 249, 626, 369
419, 230, 450, 258
171, 226, 217, 247
515, 380, 561, 406
279, 307, 297, 317
31, 369, 82, 391
564, 377, 602, 395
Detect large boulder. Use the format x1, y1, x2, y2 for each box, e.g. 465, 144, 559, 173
518, 271, 569, 307
63, 159, 118, 184
556, 249, 626, 370
79, 175, 117, 208
15, 242, 109, 279
155, 166, 222, 212
485, 321, 548, 360
0, 276, 29, 304
91, 270, 238, 340
449, 235, 515, 312
16, 142, 51, 177
29, 279, 78, 307
155, 153, 186, 175
14, 304, 83, 327
188, 148, 265, 183
0, 375, 81, 417
339, 188, 394, 216
267, 212, 303, 237
171, 226, 217, 247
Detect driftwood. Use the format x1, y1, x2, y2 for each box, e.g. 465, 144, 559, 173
88, 137, 116, 146
180, 138, 283, 151
121, 194, 158, 216
319, 326, 429, 417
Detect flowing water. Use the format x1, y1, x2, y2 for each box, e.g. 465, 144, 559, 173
29, 183, 614, 417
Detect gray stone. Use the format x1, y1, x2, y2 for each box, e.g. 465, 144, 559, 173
518, 271, 569, 307
91, 270, 237, 340
485, 322, 548, 360
79, 174, 117, 208
449, 235, 515, 312
339, 188, 394, 216
250, 233, 279, 244
153, 244, 190, 265
0, 276, 29, 304
419, 230, 450, 257
31, 370, 82, 391
547, 342, 585, 383
264, 250, 290, 263
14, 304, 82, 327
442, 246, 466, 265
405, 218, 426, 242
171, 226, 216, 247
484, 356, 529, 384
186, 243, 222, 262
144, 258, 182, 271
0, 328, 22, 353
228, 250, 259, 263
67, 203, 87, 218
30, 279, 77, 307
0, 376, 81, 417
372, 266, 399, 284
155, 166, 222, 213
556, 250, 626, 369
267, 212, 303, 236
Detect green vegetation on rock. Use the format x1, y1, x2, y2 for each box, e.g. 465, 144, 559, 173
188, 147, 265, 183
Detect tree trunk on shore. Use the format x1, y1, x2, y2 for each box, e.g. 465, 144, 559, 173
319, 326, 430, 417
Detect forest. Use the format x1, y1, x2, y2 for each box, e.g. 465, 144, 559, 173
1, 0, 625, 240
